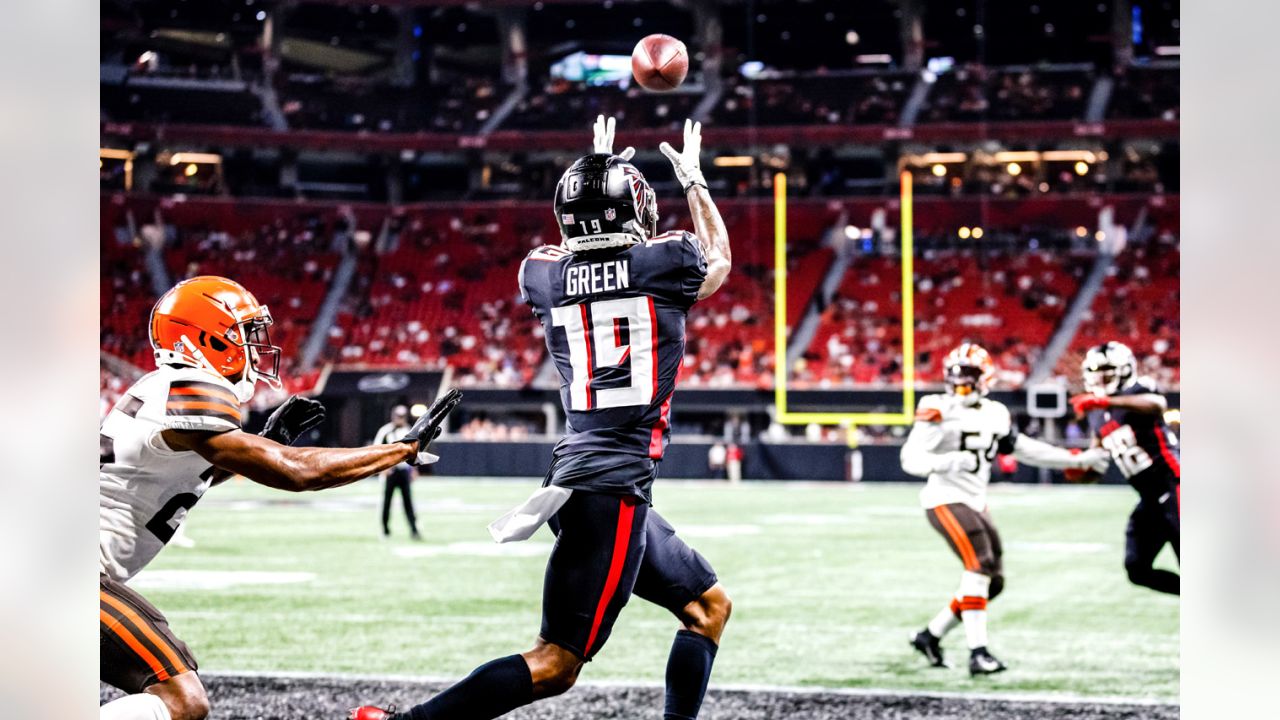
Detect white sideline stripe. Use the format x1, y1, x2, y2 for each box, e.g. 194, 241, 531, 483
203, 670, 1176, 707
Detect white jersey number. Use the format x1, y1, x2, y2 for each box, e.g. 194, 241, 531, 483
1101, 424, 1154, 477
551, 296, 656, 411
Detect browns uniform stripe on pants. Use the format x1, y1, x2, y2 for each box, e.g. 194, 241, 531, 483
932, 504, 980, 571
100, 591, 189, 677
100, 575, 198, 692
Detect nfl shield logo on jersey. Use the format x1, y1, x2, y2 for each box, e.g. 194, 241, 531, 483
604, 208, 616, 221
561, 213, 574, 225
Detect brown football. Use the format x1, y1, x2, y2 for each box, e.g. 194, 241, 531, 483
632, 34, 689, 92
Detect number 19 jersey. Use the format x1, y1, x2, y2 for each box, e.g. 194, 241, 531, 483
100, 365, 243, 582
519, 231, 707, 461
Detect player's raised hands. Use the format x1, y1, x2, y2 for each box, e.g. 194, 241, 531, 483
401, 388, 463, 465
659, 118, 707, 193
260, 396, 326, 446
592, 115, 635, 160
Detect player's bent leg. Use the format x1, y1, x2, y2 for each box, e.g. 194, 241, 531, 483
523, 638, 585, 699
1124, 501, 1180, 595
675, 583, 733, 643
633, 510, 727, 720
145, 672, 209, 720
101, 577, 206, 719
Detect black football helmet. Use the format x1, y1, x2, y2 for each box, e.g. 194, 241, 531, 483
554, 153, 658, 253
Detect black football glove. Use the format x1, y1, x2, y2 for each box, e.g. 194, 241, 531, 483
260, 396, 326, 446
400, 388, 463, 465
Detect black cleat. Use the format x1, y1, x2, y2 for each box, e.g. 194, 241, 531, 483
969, 647, 1007, 676
910, 630, 950, 668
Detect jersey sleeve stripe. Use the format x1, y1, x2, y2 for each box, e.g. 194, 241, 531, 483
915, 407, 943, 423
169, 385, 239, 405
166, 398, 241, 416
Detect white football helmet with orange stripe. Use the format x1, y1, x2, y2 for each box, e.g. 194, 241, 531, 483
943, 343, 995, 407
149, 276, 282, 403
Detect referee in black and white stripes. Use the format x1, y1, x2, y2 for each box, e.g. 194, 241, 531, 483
373, 405, 420, 540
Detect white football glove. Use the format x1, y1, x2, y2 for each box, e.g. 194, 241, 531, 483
1074, 447, 1112, 475
592, 115, 635, 161
932, 451, 978, 475
659, 118, 707, 193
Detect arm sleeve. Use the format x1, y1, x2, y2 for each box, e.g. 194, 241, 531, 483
900, 421, 947, 478
1011, 435, 1085, 469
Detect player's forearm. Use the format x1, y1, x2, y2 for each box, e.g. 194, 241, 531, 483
1011, 435, 1082, 470
687, 186, 731, 300
262, 443, 416, 491
1105, 394, 1167, 415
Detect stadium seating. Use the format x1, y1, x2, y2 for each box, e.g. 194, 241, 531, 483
800, 236, 1093, 388
713, 72, 913, 127
1108, 66, 1180, 120
1062, 233, 1181, 388
919, 65, 1095, 123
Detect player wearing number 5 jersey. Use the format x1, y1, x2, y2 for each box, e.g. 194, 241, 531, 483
1072, 341, 1181, 595
100, 276, 460, 720
350, 117, 732, 720
901, 344, 1110, 676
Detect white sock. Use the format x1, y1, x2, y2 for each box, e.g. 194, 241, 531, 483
961, 608, 988, 649
957, 571, 992, 650
927, 603, 961, 638
101, 693, 171, 720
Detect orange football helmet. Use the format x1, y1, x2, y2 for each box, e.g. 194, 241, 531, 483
943, 342, 995, 404
149, 276, 282, 397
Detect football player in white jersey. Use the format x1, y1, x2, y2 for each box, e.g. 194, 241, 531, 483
100, 276, 462, 720
900, 343, 1109, 675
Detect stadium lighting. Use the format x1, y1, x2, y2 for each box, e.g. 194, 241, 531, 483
410, 403, 428, 418
1095, 230, 1106, 242
972, 227, 984, 239
713, 156, 755, 167
845, 30, 860, 45
1074, 161, 1089, 176
843, 225, 860, 240
931, 164, 946, 177
1006, 162, 1022, 176
1076, 226, 1088, 237
958, 226, 972, 239
184, 164, 199, 177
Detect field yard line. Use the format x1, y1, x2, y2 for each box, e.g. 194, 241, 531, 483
202, 670, 1176, 707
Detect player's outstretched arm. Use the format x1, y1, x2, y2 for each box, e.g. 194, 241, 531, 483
165, 389, 462, 492
165, 429, 417, 492
1011, 435, 1110, 472
660, 119, 731, 300
1071, 391, 1167, 416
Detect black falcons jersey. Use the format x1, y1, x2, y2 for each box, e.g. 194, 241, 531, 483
1086, 381, 1181, 499
519, 231, 706, 462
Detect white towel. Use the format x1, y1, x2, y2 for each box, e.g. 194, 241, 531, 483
488, 486, 573, 543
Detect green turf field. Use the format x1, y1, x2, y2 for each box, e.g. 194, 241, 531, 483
139, 478, 1179, 701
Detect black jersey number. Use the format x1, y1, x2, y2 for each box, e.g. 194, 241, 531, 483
551, 296, 656, 411
144, 492, 200, 544
960, 431, 999, 470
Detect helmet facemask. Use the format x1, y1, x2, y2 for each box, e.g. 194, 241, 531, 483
1082, 342, 1137, 396
945, 363, 988, 406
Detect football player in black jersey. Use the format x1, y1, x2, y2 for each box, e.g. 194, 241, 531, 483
1071, 341, 1181, 595
351, 116, 733, 720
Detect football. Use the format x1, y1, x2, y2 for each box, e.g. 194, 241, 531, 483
632, 34, 689, 91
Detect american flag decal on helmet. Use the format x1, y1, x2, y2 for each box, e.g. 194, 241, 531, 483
561, 213, 574, 224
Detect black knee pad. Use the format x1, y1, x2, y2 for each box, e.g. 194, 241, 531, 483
988, 574, 1005, 601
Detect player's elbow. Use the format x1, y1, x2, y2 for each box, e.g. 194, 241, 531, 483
696, 259, 732, 300
899, 449, 930, 478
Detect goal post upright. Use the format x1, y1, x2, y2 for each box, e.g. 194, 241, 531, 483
772, 170, 917, 428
